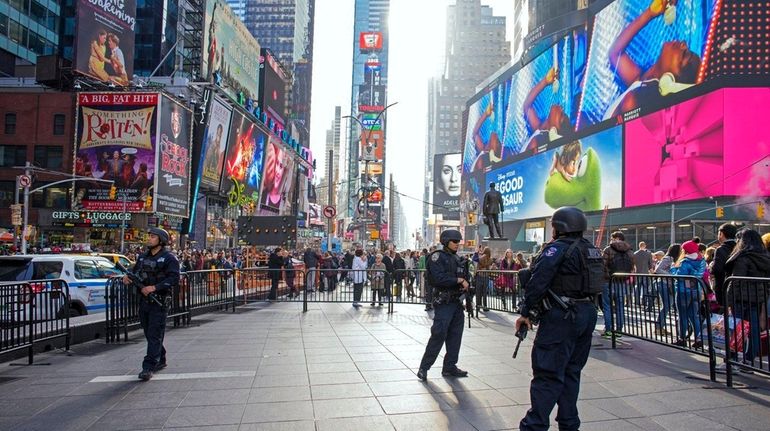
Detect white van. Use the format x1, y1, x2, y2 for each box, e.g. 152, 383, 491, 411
0, 255, 123, 316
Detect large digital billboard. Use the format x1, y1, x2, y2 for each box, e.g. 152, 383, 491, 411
360, 128, 384, 161
578, 0, 716, 128
259, 48, 287, 129
359, 32, 383, 51
73, 93, 158, 212
202, 0, 261, 102
155, 96, 192, 217
484, 125, 623, 220
199, 96, 233, 191
74, 0, 136, 86
433, 153, 461, 215
624, 87, 770, 207
221, 112, 266, 205
260, 136, 293, 214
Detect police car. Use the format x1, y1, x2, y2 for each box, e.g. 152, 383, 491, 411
0, 255, 124, 317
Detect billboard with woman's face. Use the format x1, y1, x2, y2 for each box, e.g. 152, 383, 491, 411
260, 137, 290, 213
433, 153, 461, 215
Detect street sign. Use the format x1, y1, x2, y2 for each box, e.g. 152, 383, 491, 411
10, 204, 21, 226
323, 205, 336, 219
18, 175, 31, 188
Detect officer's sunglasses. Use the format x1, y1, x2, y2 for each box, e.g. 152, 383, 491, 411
448, 240, 461, 244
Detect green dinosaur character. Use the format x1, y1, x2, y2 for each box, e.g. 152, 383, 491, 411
543, 147, 601, 211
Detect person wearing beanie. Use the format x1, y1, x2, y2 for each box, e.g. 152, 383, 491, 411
670, 240, 706, 349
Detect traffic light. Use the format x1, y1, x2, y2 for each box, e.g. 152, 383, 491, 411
108, 185, 117, 200
467, 213, 476, 224
716, 207, 724, 218
144, 195, 153, 211
758, 203, 765, 219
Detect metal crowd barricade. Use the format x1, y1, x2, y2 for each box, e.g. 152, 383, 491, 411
608, 273, 716, 381
237, 268, 306, 304
0, 279, 71, 364
105, 277, 190, 344
723, 276, 770, 387
183, 269, 237, 313
390, 269, 426, 304
472, 270, 522, 314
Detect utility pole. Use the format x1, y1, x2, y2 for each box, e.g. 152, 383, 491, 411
327, 149, 334, 253
120, 192, 128, 253
21, 162, 31, 254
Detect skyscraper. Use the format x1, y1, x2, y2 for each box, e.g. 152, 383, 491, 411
346, 0, 390, 233
319, 106, 341, 207
239, 0, 315, 143
422, 0, 509, 241
0, 0, 60, 75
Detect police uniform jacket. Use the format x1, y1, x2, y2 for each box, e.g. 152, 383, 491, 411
519, 237, 588, 318
132, 248, 180, 297
427, 249, 463, 296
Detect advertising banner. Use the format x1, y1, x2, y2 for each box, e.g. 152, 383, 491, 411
74, 92, 159, 212
433, 153, 461, 215
199, 96, 233, 190
364, 60, 382, 85
361, 112, 383, 131
154, 96, 192, 217
358, 84, 386, 111
202, 0, 261, 102
260, 136, 294, 214
360, 129, 384, 161
74, 0, 136, 86
359, 31, 383, 51
485, 125, 623, 220
624, 88, 770, 207
221, 112, 266, 207
259, 48, 287, 128
578, 0, 717, 128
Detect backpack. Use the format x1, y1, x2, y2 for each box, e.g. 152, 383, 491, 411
552, 239, 604, 298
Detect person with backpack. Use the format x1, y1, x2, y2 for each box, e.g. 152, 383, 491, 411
601, 231, 635, 338
515, 207, 601, 431
670, 240, 707, 349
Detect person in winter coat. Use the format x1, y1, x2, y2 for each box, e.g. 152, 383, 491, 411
392, 252, 406, 298
654, 243, 680, 336
267, 247, 284, 300
724, 228, 770, 364
351, 249, 368, 307
322, 251, 340, 292
601, 231, 636, 338
283, 249, 297, 298
670, 240, 706, 348
370, 254, 387, 306
475, 247, 492, 311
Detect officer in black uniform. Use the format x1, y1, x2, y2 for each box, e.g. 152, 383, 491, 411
416, 229, 470, 381
516, 207, 599, 431
123, 227, 180, 381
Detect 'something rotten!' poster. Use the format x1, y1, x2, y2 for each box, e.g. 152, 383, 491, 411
155, 96, 192, 217
74, 92, 159, 212
74, 0, 137, 86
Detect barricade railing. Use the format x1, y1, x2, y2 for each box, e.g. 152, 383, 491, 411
301, 268, 389, 310
105, 277, 189, 343
391, 269, 426, 304
723, 276, 770, 387
183, 269, 237, 313
0, 279, 71, 364
473, 270, 523, 314
609, 273, 716, 381
237, 268, 306, 303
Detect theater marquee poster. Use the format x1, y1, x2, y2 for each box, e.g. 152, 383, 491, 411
155, 96, 192, 217
74, 0, 137, 86
73, 92, 159, 212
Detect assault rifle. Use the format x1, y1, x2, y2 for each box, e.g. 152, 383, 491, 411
116, 262, 165, 307
512, 325, 527, 359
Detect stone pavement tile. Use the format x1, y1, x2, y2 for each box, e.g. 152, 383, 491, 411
0, 382, 79, 399
110, 391, 188, 410
240, 400, 314, 423
361, 369, 416, 382
574, 400, 621, 422
647, 412, 735, 430
424, 375, 494, 393
0, 417, 23, 430
307, 361, 358, 374
497, 387, 531, 404
166, 426, 238, 431
304, 347, 347, 356
192, 376, 256, 390
311, 383, 374, 400
368, 380, 433, 397
583, 396, 646, 419
132, 379, 198, 393
238, 421, 315, 431
621, 387, 747, 416
697, 404, 770, 431
437, 389, 520, 409
315, 415, 395, 431
87, 406, 173, 430
388, 411, 477, 431
180, 388, 251, 406
259, 355, 306, 366
248, 386, 312, 403
309, 371, 364, 385
12, 394, 124, 431
625, 417, 669, 431
377, 393, 452, 415
252, 373, 309, 388
256, 363, 308, 376
345, 345, 390, 354
68, 380, 139, 396
0, 396, 60, 417
306, 354, 353, 364
476, 371, 532, 389
355, 360, 410, 371
313, 396, 385, 419
572, 382, 619, 400
164, 404, 247, 428
350, 352, 399, 362
455, 405, 530, 431
580, 419, 647, 431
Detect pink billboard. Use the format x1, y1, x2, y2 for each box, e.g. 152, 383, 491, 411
624, 88, 770, 207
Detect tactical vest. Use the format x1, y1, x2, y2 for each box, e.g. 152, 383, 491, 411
550, 239, 604, 298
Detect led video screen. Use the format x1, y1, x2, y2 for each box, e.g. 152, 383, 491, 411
624, 87, 770, 207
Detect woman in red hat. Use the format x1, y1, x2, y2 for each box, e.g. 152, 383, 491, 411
670, 240, 706, 348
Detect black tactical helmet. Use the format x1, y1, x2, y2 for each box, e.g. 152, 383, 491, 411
551, 206, 587, 234
439, 229, 463, 246
148, 227, 170, 245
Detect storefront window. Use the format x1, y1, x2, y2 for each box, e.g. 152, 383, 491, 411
34, 146, 63, 169
0, 180, 15, 207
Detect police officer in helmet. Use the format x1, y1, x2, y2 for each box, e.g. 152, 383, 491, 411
417, 229, 470, 381
516, 207, 600, 431
123, 227, 180, 381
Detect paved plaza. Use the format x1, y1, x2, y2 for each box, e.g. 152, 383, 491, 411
1, 302, 769, 430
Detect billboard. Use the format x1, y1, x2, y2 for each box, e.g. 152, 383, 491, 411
624, 88, 770, 207
463, 29, 587, 176
259, 48, 288, 128
199, 96, 233, 190
155, 96, 192, 217
578, 0, 717, 128
484, 125, 623, 220
433, 153, 461, 215
221, 112, 266, 206
361, 113, 383, 131
260, 136, 293, 214
364, 59, 382, 85
360, 129, 384, 161
74, 0, 136, 86
202, 0, 261, 102
73, 93, 158, 212
358, 84, 386, 111
359, 32, 383, 51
